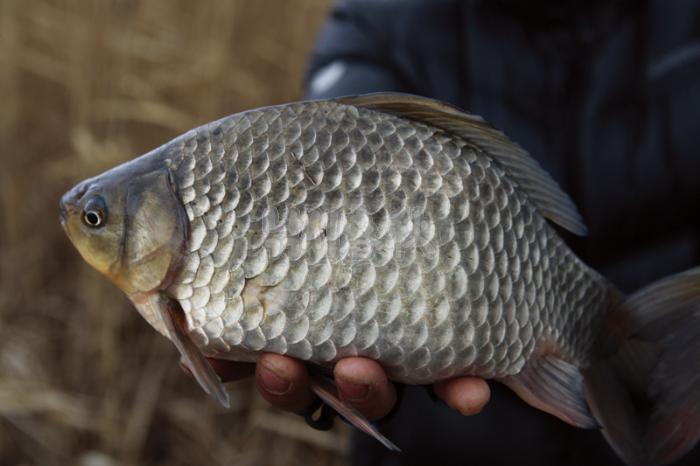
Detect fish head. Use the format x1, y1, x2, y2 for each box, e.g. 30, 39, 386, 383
60, 156, 187, 296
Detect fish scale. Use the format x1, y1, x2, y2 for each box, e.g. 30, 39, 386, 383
61, 93, 700, 463
165, 100, 608, 384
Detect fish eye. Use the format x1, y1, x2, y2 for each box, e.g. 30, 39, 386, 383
82, 196, 108, 228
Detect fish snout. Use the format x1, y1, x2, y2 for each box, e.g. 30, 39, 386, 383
59, 182, 90, 225
59, 198, 68, 225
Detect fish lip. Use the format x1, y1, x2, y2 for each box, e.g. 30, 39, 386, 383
59, 198, 68, 226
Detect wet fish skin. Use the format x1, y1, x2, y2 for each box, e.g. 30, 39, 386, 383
60, 93, 700, 465
163, 99, 609, 385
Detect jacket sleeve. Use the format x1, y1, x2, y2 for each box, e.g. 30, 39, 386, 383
304, 0, 411, 99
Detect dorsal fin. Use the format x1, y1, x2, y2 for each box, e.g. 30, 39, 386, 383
336, 93, 587, 236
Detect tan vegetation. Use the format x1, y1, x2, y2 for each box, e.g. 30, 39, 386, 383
0, 1, 351, 465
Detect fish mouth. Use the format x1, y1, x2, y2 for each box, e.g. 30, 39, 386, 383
59, 198, 68, 227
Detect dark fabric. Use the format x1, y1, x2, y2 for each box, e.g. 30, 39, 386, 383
305, 0, 700, 464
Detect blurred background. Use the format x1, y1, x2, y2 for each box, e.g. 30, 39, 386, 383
0, 1, 351, 465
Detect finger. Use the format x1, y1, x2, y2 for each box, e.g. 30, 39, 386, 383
334, 357, 397, 420
208, 358, 255, 382
433, 376, 490, 416
255, 353, 315, 412
179, 357, 255, 383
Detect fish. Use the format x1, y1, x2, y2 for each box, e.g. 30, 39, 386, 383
59, 93, 700, 464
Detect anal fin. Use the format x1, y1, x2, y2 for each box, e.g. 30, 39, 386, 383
499, 355, 597, 429
309, 375, 400, 452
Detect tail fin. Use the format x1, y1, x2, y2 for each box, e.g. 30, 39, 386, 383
585, 267, 700, 464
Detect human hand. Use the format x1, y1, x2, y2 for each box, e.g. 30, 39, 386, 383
189, 354, 490, 420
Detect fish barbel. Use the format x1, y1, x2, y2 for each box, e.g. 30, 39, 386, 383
60, 93, 700, 464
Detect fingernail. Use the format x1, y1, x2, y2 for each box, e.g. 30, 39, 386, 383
339, 379, 371, 402
456, 398, 485, 416
259, 361, 291, 395
460, 404, 484, 416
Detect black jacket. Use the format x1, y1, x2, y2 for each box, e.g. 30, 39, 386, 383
305, 1, 700, 464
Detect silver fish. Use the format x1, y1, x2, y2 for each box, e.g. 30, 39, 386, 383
60, 93, 700, 464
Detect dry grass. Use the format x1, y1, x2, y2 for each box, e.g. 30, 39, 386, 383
0, 1, 352, 465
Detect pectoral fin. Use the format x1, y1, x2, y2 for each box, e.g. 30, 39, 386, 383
137, 293, 230, 408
